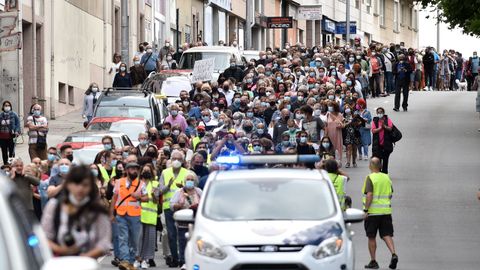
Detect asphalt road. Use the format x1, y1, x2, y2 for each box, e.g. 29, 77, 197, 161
19, 92, 480, 270
347, 91, 480, 270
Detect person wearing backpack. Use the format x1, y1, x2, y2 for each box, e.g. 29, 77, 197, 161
0, 100, 20, 165
371, 107, 394, 174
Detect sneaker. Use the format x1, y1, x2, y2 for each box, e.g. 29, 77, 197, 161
389, 254, 399, 269
148, 259, 156, 267
364, 156, 369, 161
140, 260, 149, 269
403, 107, 408, 112
180, 264, 187, 270
393, 108, 399, 112
133, 261, 141, 269
365, 260, 379, 269
111, 257, 121, 267
359, 154, 363, 160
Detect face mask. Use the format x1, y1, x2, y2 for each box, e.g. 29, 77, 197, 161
120, 67, 126, 72
110, 159, 118, 167
59, 165, 69, 175
91, 169, 98, 177
286, 104, 291, 110
48, 154, 56, 162
328, 106, 334, 112
300, 137, 307, 143
276, 77, 282, 81
33, 110, 41, 116
165, 43, 170, 47
198, 132, 205, 138
134, 60, 141, 65
377, 113, 384, 118
166, 56, 172, 61
170, 110, 178, 116
253, 145, 263, 152
314, 109, 321, 116
297, 96, 304, 102
233, 119, 241, 125
331, 71, 337, 76
295, 114, 303, 120
172, 160, 182, 169
179, 142, 186, 148
230, 63, 236, 68
282, 140, 290, 146
371, 52, 376, 56
147, 49, 153, 53
128, 172, 138, 179
234, 98, 241, 105
202, 116, 210, 122
316, 62, 322, 67
139, 139, 148, 146
172, 130, 180, 136
66, 154, 74, 162
68, 193, 90, 207
319, 72, 325, 77
246, 112, 254, 118
244, 126, 253, 132
246, 79, 253, 84
296, 72, 302, 76
265, 71, 272, 76
308, 84, 314, 89
346, 81, 352, 86
356, 55, 361, 60
289, 127, 296, 132
162, 129, 170, 136
349, 57, 354, 62
122, 151, 129, 158
104, 143, 112, 150
341, 94, 345, 99
257, 129, 264, 135
328, 95, 335, 100
141, 172, 153, 179
4, 106, 11, 112
322, 142, 330, 149
150, 134, 157, 141
309, 72, 316, 77
185, 180, 195, 189
345, 109, 351, 114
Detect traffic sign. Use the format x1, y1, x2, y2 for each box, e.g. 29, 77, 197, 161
336, 21, 357, 34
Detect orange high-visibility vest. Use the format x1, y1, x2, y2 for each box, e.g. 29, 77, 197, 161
115, 177, 141, 216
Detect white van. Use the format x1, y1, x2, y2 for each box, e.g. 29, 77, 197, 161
178, 46, 246, 81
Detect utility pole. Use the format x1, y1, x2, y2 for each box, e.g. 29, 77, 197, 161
346, 0, 350, 46
176, 8, 180, 51
436, 8, 440, 52
121, 0, 129, 65
246, 0, 252, 50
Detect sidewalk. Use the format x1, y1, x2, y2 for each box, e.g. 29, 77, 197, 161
15, 110, 84, 162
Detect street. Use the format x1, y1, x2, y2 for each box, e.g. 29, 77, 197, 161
17, 92, 480, 270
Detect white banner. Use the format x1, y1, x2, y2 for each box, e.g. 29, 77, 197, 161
297, 5, 322, 20
191, 58, 215, 82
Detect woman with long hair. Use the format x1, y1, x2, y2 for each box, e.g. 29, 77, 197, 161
113, 62, 133, 88
41, 165, 111, 258
82, 83, 101, 123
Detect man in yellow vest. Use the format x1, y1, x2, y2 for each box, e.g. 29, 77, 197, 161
362, 157, 398, 270
110, 162, 146, 270
159, 150, 189, 267
97, 150, 117, 186
324, 159, 348, 210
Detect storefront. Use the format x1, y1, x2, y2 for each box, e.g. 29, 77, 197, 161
322, 17, 336, 47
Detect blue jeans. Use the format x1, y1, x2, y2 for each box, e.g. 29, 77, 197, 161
385, 72, 394, 93
164, 209, 179, 262
456, 70, 463, 81
112, 222, 120, 259
432, 67, 438, 89
358, 145, 368, 157
116, 215, 141, 263
178, 227, 188, 263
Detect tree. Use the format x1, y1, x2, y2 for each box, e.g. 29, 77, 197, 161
417, 0, 480, 36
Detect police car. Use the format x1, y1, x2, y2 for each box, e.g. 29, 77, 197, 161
174, 155, 364, 270
0, 175, 99, 270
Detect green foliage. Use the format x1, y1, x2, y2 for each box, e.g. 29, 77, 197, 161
416, 0, 480, 36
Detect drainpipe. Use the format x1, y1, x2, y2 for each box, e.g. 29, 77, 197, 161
50, 0, 55, 119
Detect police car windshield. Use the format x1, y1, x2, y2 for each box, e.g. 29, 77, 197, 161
203, 179, 335, 221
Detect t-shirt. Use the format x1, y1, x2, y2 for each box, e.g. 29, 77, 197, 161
48, 174, 64, 199
141, 53, 159, 72
27, 115, 48, 144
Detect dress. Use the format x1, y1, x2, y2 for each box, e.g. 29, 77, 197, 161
343, 115, 361, 146
359, 109, 372, 146
326, 112, 344, 161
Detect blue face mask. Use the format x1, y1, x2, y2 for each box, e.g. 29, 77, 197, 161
246, 112, 254, 118
346, 81, 352, 86
202, 116, 210, 123
213, 111, 219, 118
257, 129, 264, 135
59, 165, 69, 175
253, 145, 263, 152
122, 151, 129, 158
185, 180, 195, 189
170, 110, 178, 116
286, 104, 291, 110
322, 142, 330, 149
104, 144, 112, 151
310, 72, 316, 77
265, 71, 272, 76
33, 110, 41, 116
300, 137, 307, 143
246, 79, 253, 84
91, 169, 99, 177
282, 140, 290, 146
47, 154, 56, 162
111, 159, 118, 167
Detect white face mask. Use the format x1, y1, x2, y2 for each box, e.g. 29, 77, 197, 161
172, 160, 182, 169
3, 106, 11, 112
166, 56, 172, 61
146, 48, 153, 53
91, 87, 98, 92
120, 67, 126, 72
68, 193, 90, 207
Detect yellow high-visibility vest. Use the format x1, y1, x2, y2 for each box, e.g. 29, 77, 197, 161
141, 179, 159, 225
362, 172, 393, 215
162, 167, 188, 210
328, 173, 347, 211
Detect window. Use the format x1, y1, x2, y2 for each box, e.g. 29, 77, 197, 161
366, 0, 372, 14
413, 8, 418, 30
408, 6, 413, 27
355, 0, 360, 9
400, 2, 405, 26
68, 85, 74, 105
58, 82, 66, 103
394, 0, 399, 32
379, 0, 385, 26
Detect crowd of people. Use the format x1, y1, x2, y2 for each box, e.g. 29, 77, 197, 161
3, 39, 476, 270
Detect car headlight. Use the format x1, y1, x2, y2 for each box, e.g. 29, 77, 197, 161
196, 237, 227, 260
312, 236, 343, 259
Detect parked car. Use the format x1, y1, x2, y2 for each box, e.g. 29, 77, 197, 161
57, 131, 133, 164
0, 175, 99, 270
86, 117, 151, 146
178, 46, 246, 81
92, 90, 167, 129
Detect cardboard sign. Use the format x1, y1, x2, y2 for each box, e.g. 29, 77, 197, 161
191, 58, 215, 82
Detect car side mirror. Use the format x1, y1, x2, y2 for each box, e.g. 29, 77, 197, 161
343, 208, 365, 223
174, 209, 195, 223
42, 257, 99, 270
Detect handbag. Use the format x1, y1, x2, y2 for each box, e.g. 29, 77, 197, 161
390, 124, 402, 143
33, 117, 47, 150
